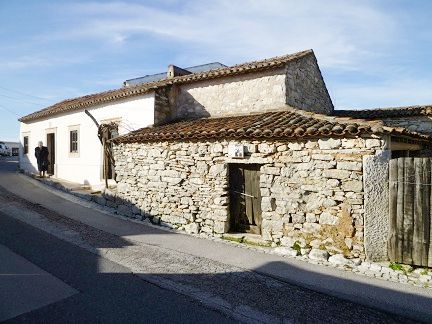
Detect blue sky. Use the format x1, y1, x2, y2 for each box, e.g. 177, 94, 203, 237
1, 0, 432, 141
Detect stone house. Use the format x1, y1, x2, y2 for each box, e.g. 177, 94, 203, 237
19, 48, 432, 262
18, 49, 325, 188
103, 50, 431, 262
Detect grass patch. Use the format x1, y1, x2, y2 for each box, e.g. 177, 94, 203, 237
389, 262, 403, 271
222, 235, 244, 244
243, 238, 272, 247
292, 241, 302, 254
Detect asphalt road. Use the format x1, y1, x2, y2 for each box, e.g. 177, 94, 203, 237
0, 157, 233, 323
0, 211, 233, 323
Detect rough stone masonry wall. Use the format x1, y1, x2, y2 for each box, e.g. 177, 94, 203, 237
111, 136, 386, 260
285, 54, 334, 115
171, 55, 333, 120
172, 68, 287, 119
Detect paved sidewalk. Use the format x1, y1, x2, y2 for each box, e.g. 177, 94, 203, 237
1, 169, 432, 321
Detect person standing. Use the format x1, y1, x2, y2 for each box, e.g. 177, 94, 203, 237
35, 141, 49, 177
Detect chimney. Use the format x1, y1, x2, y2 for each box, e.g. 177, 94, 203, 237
167, 65, 192, 79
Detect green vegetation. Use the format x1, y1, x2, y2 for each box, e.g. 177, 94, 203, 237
292, 241, 302, 254
221, 235, 244, 244
389, 262, 403, 271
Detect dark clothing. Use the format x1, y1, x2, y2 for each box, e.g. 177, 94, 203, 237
35, 146, 49, 172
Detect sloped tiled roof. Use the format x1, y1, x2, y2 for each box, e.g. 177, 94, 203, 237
112, 106, 430, 144
334, 105, 432, 119
19, 50, 314, 123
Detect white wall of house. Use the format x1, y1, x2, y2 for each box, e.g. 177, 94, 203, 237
19, 94, 155, 186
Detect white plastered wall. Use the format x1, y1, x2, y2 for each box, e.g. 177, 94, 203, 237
19, 93, 155, 186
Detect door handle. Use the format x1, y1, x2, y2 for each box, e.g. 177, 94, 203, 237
231, 190, 256, 198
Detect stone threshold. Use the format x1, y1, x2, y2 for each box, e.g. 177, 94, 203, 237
21, 171, 432, 290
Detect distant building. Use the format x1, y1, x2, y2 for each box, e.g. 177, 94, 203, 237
0, 141, 19, 156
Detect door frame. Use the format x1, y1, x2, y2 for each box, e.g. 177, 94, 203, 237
45, 128, 56, 176
228, 163, 262, 235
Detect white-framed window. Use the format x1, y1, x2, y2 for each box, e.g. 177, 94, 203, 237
68, 125, 80, 157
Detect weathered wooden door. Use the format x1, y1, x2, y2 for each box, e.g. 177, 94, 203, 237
103, 124, 118, 180
388, 157, 432, 267
229, 164, 262, 234
46, 133, 55, 176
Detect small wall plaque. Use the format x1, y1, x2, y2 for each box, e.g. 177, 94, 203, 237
228, 143, 244, 158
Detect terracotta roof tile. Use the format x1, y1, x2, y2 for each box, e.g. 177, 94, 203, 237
112, 107, 431, 144
334, 105, 432, 119
19, 50, 314, 123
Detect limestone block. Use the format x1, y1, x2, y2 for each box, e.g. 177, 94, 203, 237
318, 138, 341, 150
212, 143, 223, 153
288, 142, 304, 151
310, 239, 321, 248
292, 213, 306, 224
305, 141, 318, 149
262, 166, 280, 175
257, 143, 276, 153
309, 249, 329, 261
365, 139, 382, 148
214, 196, 228, 205
214, 221, 229, 234
342, 180, 363, 192
261, 219, 283, 233
319, 212, 339, 225
302, 222, 321, 233
260, 188, 270, 197
322, 169, 351, 179
277, 144, 287, 152
185, 222, 200, 234
273, 247, 298, 257
305, 197, 323, 212
280, 236, 296, 247
328, 254, 353, 266
116, 182, 130, 193
306, 213, 317, 223
326, 179, 340, 188
196, 161, 209, 174
312, 154, 333, 161
163, 177, 183, 185
209, 164, 226, 176
337, 161, 362, 171
314, 161, 336, 169
322, 198, 337, 207
190, 177, 205, 185
261, 197, 276, 212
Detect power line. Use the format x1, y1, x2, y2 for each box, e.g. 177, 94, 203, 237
0, 85, 50, 101
0, 93, 48, 106
0, 104, 20, 117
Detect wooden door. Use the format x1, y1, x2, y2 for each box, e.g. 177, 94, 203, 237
229, 164, 262, 234
388, 157, 432, 267
102, 124, 118, 180
46, 133, 55, 175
